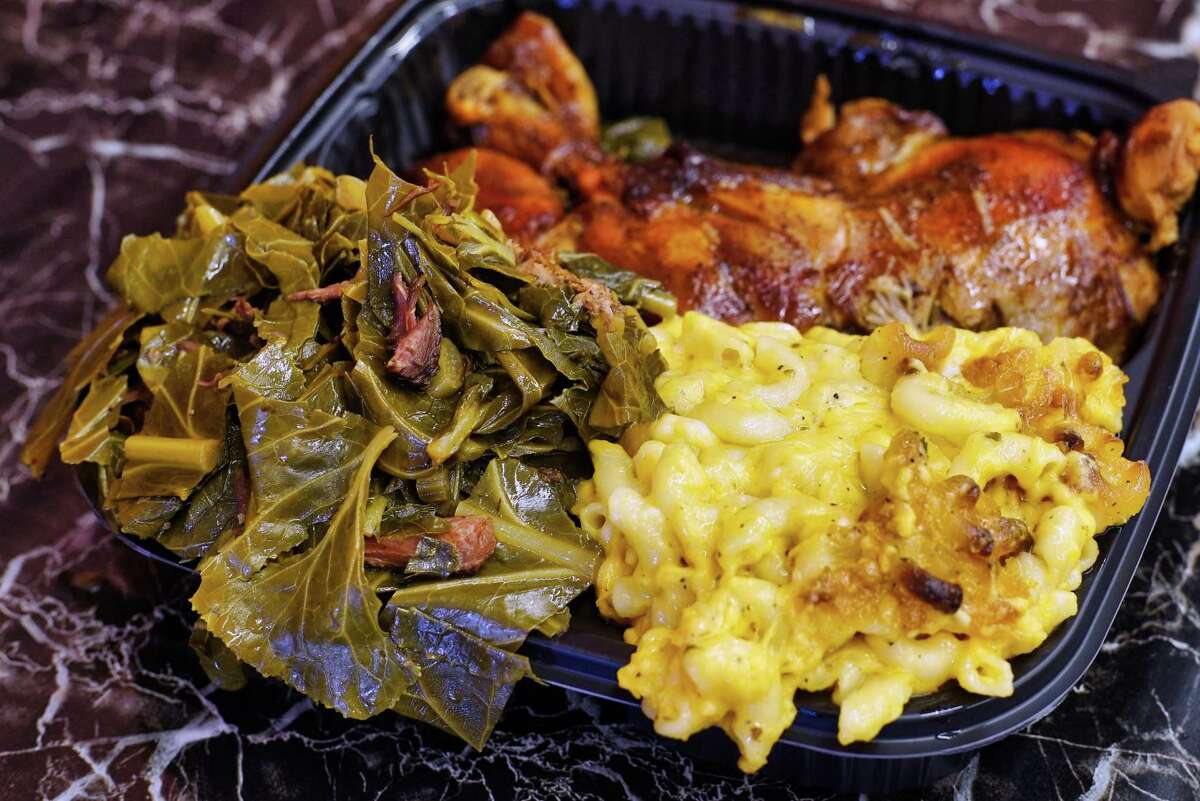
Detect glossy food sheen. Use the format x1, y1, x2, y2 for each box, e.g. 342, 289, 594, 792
576, 313, 1149, 771
21, 153, 671, 752
444, 12, 1200, 361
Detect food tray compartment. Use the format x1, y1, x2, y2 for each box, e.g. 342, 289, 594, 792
216, 0, 1200, 791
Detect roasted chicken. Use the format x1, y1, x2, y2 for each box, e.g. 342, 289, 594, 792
438, 12, 1200, 358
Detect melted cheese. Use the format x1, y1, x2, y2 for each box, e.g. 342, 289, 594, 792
576, 312, 1149, 772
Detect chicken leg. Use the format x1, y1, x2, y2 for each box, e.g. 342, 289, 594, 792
442, 12, 1200, 359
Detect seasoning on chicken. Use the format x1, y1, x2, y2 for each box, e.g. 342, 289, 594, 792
440, 12, 1200, 360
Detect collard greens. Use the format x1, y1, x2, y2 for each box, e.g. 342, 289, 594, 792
22, 150, 670, 747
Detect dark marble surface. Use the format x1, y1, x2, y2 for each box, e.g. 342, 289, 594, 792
4, 1, 1200, 799
837, 0, 1200, 69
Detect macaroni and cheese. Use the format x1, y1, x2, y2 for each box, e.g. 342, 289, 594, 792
575, 312, 1150, 772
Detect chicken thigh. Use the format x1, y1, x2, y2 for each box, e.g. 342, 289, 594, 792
442, 12, 1200, 358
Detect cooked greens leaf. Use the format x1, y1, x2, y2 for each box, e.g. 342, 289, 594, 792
107, 235, 202, 314
29, 147, 679, 755
212, 389, 390, 577
299, 362, 351, 416
192, 423, 408, 719
477, 407, 580, 459
233, 213, 320, 288
403, 536, 461, 577
386, 606, 531, 749
59, 374, 127, 466
601, 116, 672, 163
427, 374, 494, 465
239, 165, 366, 249
138, 347, 231, 443
225, 341, 304, 401
106, 230, 258, 314
233, 212, 320, 348
113, 495, 183, 538
516, 284, 589, 331
456, 458, 599, 575
347, 309, 455, 477
587, 308, 668, 436
379, 458, 596, 746
384, 459, 597, 653
388, 562, 590, 647
426, 339, 467, 399
157, 413, 248, 561
189, 619, 248, 691
558, 252, 676, 318
252, 296, 314, 350
22, 303, 141, 478
112, 337, 233, 500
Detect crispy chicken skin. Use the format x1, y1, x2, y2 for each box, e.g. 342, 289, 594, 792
1114, 99, 1200, 250
441, 12, 1200, 359
446, 12, 614, 193
796, 74, 948, 191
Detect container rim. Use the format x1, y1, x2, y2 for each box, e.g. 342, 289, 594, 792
91, 0, 1200, 772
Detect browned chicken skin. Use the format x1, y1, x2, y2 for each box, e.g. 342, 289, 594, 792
443, 12, 1200, 359
1115, 99, 1200, 250
416, 148, 564, 240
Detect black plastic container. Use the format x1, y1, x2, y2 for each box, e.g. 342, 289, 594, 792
111, 0, 1200, 792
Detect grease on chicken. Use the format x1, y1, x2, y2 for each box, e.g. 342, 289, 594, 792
439, 13, 1200, 360
1115, 98, 1200, 249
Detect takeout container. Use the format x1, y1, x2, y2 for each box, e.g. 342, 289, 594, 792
104, 0, 1200, 792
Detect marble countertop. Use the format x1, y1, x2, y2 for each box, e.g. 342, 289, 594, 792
3, 1, 1200, 799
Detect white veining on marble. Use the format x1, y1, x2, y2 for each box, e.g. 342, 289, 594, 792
1179, 426, 1200, 469
0, 0, 392, 507
4, 1, 1200, 799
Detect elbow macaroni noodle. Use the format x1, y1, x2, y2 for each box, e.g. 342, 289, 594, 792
576, 312, 1150, 772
